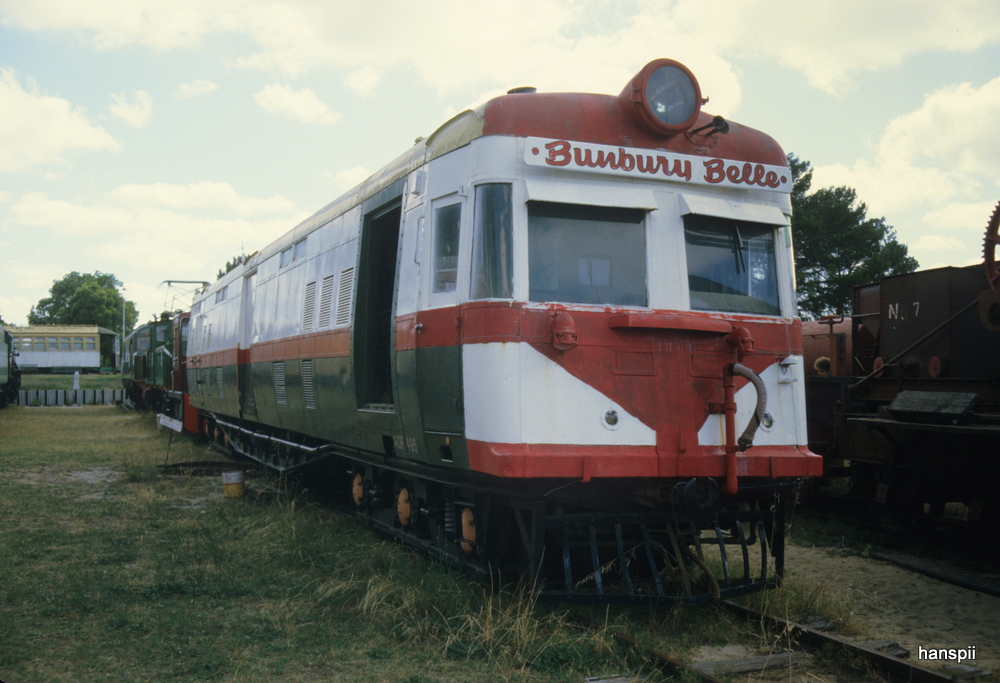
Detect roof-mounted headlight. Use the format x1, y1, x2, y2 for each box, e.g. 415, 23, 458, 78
618, 59, 703, 135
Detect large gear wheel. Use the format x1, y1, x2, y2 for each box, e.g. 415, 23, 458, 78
986, 200, 1000, 290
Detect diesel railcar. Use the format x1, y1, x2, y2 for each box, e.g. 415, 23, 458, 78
186, 59, 821, 604
1, 325, 21, 409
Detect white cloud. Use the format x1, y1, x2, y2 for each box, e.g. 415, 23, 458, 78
804, 72, 1000, 272
322, 166, 371, 194
812, 75, 1000, 221
0, 67, 119, 173
174, 79, 217, 99
345, 67, 381, 97
5, 183, 305, 322
0, 1, 236, 50
878, 77, 1000, 176
110, 181, 297, 216
254, 83, 340, 124
4, 0, 998, 99
109, 90, 154, 127
12, 192, 135, 236
687, 0, 1000, 94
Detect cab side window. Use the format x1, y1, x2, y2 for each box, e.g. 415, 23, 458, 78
433, 202, 461, 293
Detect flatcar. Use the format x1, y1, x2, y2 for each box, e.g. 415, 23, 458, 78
185, 58, 821, 604
803, 203, 1000, 535
1, 325, 21, 409
123, 312, 196, 429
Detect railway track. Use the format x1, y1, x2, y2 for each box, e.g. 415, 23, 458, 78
577, 602, 980, 683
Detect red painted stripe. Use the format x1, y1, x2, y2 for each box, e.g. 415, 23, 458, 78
249, 330, 350, 363
189, 330, 350, 369
467, 440, 822, 480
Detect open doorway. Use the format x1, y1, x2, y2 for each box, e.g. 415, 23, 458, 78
354, 200, 402, 409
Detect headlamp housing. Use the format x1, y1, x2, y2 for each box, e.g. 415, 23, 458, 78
618, 59, 703, 135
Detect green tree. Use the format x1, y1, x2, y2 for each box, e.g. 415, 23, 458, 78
29, 271, 138, 338
217, 254, 246, 280
790, 154, 919, 319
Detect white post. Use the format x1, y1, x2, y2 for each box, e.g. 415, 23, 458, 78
119, 287, 126, 370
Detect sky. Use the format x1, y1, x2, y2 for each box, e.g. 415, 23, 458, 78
2, 0, 999, 327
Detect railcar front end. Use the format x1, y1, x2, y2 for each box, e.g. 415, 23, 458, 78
186, 59, 821, 604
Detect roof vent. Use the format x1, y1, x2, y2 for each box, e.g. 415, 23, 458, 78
507, 86, 537, 94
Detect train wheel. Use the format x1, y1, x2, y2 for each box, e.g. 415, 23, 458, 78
460, 507, 476, 555
352, 472, 364, 508
397, 487, 412, 528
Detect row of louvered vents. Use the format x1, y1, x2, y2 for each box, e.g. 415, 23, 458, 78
204, 359, 316, 411
302, 267, 355, 332
269, 266, 355, 409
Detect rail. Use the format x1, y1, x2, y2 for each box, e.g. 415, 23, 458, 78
574, 603, 970, 683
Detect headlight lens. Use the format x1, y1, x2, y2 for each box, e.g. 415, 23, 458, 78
645, 64, 698, 126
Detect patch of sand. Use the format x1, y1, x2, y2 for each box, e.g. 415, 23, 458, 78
784, 545, 999, 673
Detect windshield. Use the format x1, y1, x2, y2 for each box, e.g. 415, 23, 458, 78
528, 202, 647, 306
684, 214, 780, 316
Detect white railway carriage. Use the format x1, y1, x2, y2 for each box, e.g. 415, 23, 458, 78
8, 325, 111, 374
187, 59, 821, 604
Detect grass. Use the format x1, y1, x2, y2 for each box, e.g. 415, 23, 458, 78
17, 372, 123, 391
0, 406, 648, 683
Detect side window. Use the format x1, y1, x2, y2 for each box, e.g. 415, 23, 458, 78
470, 184, 513, 299
433, 201, 462, 293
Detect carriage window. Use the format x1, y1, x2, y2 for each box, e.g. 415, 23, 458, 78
35, 341, 45, 351
180, 318, 189, 356
684, 215, 780, 316
73, 337, 83, 350
471, 184, 513, 299
528, 202, 647, 306
433, 202, 461, 293
48, 337, 58, 350
293, 238, 307, 261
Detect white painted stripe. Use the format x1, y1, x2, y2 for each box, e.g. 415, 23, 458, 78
463, 342, 657, 447
696, 356, 808, 446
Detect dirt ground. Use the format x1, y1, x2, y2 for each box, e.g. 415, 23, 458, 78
783, 544, 1000, 673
